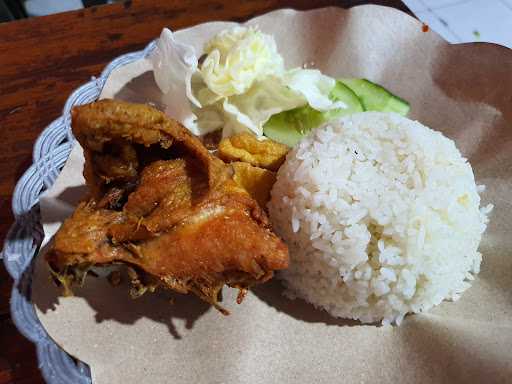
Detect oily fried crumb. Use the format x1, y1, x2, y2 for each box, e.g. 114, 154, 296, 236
107, 270, 122, 286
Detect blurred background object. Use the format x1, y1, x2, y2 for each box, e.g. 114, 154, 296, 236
0, 0, 26, 21
23, 0, 83, 16
0, 0, 114, 20
0, 1, 511, 48
402, 0, 512, 48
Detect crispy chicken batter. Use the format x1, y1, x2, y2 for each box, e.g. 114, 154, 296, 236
218, 132, 289, 171
46, 99, 289, 313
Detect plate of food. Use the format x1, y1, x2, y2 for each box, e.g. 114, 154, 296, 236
4, 4, 512, 384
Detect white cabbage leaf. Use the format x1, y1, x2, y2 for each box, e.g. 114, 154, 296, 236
283, 68, 346, 112
150, 28, 202, 134
195, 76, 306, 137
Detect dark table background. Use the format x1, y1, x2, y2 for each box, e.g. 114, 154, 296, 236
0, 1, 410, 382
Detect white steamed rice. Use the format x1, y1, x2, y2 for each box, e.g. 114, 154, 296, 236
268, 112, 492, 325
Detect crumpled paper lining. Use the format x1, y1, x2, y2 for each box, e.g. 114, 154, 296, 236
32, 5, 512, 384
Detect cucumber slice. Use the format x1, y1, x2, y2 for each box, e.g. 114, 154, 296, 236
263, 110, 307, 147
326, 80, 364, 120
340, 78, 410, 116
263, 81, 365, 147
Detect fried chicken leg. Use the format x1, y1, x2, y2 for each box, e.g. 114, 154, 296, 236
46, 99, 288, 313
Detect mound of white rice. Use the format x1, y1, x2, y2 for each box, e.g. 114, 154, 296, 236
268, 112, 492, 325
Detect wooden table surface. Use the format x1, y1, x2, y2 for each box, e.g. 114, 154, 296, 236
0, 1, 410, 383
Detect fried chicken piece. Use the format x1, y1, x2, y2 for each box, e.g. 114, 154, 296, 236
232, 162, 276, 208
47, 99, 288, 313
218, 132, 289, 171
92, 139, 139, 183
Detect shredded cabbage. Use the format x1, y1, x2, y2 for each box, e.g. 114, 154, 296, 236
195, 76, 304, 137
151, 26, 348, 138
200, 26, 284, 98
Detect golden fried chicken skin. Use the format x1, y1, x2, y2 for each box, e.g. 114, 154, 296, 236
46, 99, 288, 313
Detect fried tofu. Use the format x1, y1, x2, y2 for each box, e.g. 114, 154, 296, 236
218, 132, 289, 171
231, 162, 276, 208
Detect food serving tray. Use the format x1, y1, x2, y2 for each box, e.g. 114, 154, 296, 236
2, 39, 157, 384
